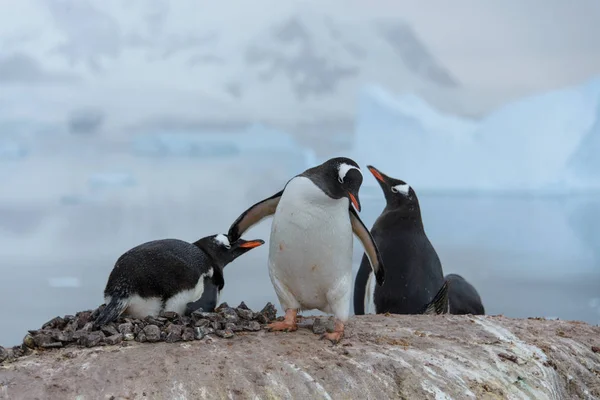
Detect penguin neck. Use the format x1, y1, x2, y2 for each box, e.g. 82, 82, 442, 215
192, 240, 227, 269
383, 205, 425, 231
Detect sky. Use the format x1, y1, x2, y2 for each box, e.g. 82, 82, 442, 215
0, 0, 600, 129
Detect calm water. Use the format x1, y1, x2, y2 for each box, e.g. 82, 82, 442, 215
1, 179, 599, 347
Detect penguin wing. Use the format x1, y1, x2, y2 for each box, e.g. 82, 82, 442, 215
227, 190, 284, 241
349, 206, 385, 286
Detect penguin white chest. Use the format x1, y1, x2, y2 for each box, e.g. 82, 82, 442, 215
268, 177, 354, 314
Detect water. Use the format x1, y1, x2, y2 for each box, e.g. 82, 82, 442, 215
1, 187, 599, 347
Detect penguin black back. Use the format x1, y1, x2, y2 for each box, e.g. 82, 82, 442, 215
94, 234, 264, 327
353, 165, 445, 315
445, 273, 485, 315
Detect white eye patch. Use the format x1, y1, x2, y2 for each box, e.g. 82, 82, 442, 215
391, 184, 410, 196
214, 234, 231, 249
338, 163, 362, 183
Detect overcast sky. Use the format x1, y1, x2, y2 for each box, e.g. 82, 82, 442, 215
0, 0, 599, 126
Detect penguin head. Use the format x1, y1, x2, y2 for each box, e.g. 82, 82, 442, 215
202, 234, 265, 267
306, 157, 364, 211
367, 165, 420, 212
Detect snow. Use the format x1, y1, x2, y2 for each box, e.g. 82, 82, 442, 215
353, 76, 600, 194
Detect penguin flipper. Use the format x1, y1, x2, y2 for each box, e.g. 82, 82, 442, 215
353, 254, 373, 315
422, 280, 450, 315
228, 190, 284, 241
349, 206, 385, 286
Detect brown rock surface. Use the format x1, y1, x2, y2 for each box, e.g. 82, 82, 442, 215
1, 315, 599, 399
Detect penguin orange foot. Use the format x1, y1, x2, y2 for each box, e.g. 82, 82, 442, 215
267, 309, 298, 332
320, 319, 345, 344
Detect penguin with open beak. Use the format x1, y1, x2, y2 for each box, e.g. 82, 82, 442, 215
227, 157, 385, 343
94, 234, 264, 327
354, 165, 458, 316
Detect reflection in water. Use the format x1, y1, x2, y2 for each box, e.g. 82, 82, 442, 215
0, 187, 599, 346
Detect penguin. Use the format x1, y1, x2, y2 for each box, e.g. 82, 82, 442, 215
445, 273, 485, 315
227, 157, 385, 343
353, 165, 449, 316
94, 234, 264, 327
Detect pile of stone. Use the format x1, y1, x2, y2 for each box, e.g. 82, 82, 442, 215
0, 302, 277, 364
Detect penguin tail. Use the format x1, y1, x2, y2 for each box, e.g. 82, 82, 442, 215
422, 280, 450, 315
94, 296, 129, 328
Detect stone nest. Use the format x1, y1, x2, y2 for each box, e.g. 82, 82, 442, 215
0, 301, 278, 365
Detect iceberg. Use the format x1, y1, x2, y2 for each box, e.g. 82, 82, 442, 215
352, 76, 600, 193
131, 123, 317, 176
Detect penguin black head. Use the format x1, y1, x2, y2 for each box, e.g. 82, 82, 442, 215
302, 156, 364, 211
367, 165, 420, 213
196, 234, 265, 268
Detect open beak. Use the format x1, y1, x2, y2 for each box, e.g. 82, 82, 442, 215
236, 239, 265, 249
367, 165, 386, 183
348, 191, 361, 212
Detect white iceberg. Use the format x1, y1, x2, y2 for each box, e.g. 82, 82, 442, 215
353, 76, 600, 194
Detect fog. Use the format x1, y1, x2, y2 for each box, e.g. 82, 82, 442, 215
1, 0, 599, 346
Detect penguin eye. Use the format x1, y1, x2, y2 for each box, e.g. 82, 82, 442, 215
391, 186, 399, 193
338, 177, 343, 184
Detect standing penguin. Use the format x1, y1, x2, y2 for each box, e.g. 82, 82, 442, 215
227, 157, 385, 343
94, 234, 264, 327
353, 165, 449, 316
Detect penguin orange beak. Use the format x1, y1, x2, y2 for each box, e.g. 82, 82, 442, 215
237, 239, 265, 249
348, 191, 361, 212
367, 165, 386, 183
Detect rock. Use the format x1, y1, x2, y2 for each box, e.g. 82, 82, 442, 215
50, 330, 74, 343
40, 342, 63, 349
210, 321, 222, 331
143, 325, 161, 343
105, 334, 123, 346
219, 308, 239, 323
100, 324, 119, 337
182, 328, 195, 341
79, 332, 105, 348
33, 334, 54, 348
118, 323, 134, 335
123, 333, 135, 341
22, 334, 36, 349
0, 346, 8, 363
177, 316, 192, 326
135, 332, 147, 343
144, 316, 164, 327
225, 322, 242, 332
90, 306, 103, 322
259, 303, 277, 322
312, 318, 335, 334
236, 308, 254, 320
194, 319, 210, 328
80, 322, 94, 333
242, 321, 261, 332
76, 311, 92, 329
215, 329, 234, 339
4, 315, 600, 399
42, 317, 66, 330
196, 312, 219, 322
165, 324, 183, 343
194, 327, 205, 340
215, 302, 230, 312
159, 311, 179, 319
237, 301, 250, 310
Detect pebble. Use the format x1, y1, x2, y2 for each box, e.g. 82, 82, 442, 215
143, 325, 161, 342
0, 346, 8, 363
312, 318, 335, 334
1, 301, 279, 363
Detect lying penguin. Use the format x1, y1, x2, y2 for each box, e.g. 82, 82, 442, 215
445, 273, 485, 315
227, 157, 385, 343
353, 165, 450, 316
94, 234, 264, 327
